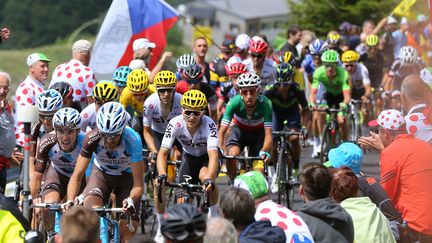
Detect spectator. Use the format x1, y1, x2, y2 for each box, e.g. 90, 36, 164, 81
58, 206, 99, 243
220, 187, 286, 242
50, 39, 96, 109
0, 28, 10, 43
381, 16, 398, 69
161, 204, 207, 243
227, 34, 252, 70
324, 142, 403, 222
366, 109, 432, 240
402, 74, 432, 143
297, 162, 354, 242
392, 17, 409, 60
0, 71, 16, 193
204, 217, 237, 243
233, 171, 314, 243
331, 167, 396, 243
0, 192, 31, 242
280, 25, 302, 67
193, 37, 211, 82
14, 53, 51, 147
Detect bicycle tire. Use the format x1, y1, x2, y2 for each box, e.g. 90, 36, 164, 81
347, 115, 357, 141
320, 124, 332, 164
285, 142, 296, 210
276, 143, 285, 205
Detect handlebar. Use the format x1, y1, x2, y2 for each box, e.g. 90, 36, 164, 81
157, 178, 207, 204
92, 207, 135, 232
31, 203, 62, 211
311, 107, 341, 113
222, 155, 262, 161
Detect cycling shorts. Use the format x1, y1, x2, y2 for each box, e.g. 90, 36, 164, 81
175, 152, 209, 198
324, 92, 344, 108
272, 109, 301, 132
85, 165, 139, 220
351, 87, 365, 100
226, 125, 264, 156
152, 129, 183, 152
41, 165, 85, 200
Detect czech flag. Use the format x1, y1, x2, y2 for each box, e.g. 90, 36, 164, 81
90, 0, 178, 79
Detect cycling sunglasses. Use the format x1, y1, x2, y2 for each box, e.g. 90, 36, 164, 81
183, 109, 204, 117
39, 114, 54, 121
344, 63, 356, 68
101, 132, 122, 139
240, 88, 258, 96
276, 82, 291, 88
324, 63, 338, 68
251, 53, 265, 59
157, 88, 175, 94
186, 79, 201, 84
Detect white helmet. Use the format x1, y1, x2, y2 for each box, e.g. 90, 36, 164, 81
37, 89, 63, 114
400, 46, 418, 65
176, 54, 196, 70
129, 59, 146, 70
96, 102, 127, 134
237, 72, 261, 88
53, 107, 81, 130
235, 34, 251, 50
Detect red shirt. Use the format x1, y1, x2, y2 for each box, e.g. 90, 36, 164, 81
380, 134, 432, 234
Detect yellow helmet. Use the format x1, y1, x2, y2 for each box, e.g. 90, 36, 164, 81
282, 51, 295, 64
180, 90, 208, 110
127, 69, 149, 92
154, 70, 177, 88
365, 34, 379, 47
93, 81, 118, 102
327, 32, 341, 45
341, 50, 360, 63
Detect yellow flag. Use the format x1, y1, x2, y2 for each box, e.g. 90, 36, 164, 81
193, 25, 213, 47
392, 0, 417, 17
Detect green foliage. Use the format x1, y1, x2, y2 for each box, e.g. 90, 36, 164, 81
287, 0, 396, 37
0, 0, 110, 49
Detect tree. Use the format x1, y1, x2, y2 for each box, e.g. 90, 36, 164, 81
287, 0, 397, 37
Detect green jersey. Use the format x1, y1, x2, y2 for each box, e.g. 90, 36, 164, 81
221, 94, 272, 130
312, 66, 350, 96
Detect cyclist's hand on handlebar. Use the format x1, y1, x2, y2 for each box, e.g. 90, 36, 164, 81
203, 178, 215, 192
259, 151, 271, 164
156, 174, 167, 186
339, 102, 348, 111
122, 197, 135, 214
74, 194, 85, 206
149, 152, 157, 164
61, 200, 74, 211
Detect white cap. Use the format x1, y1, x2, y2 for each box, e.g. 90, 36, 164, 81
235, 34, 251, 50
387, 16, 397, 25
391, 90, 401, 97
417, 15, 427, 23
401, 17, 408, 25
132, 38, 156, 51
72, 39, 92, 53
27, 53, 51, 66
129, 59, 146, 70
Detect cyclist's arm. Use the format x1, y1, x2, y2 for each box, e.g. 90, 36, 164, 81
30, 172, 43, 199
261, 127, 273, 153
342, 71, 351, 104
208, 95, 218, 123
361, 65, 372, 98
309, 74, 320, 104
66, 155, 90, 201
218, 124, 228, 151
219, 97, 236, 150
156, 148, 169, 176
143, 126, 158, 154
149, 52, 172, 83
206, 149, 219, 180
216, 98, 225, 123
129, 161, 144, 202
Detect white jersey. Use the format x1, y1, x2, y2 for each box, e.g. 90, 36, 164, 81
143, 92, 182, 133
350, 63, 370, 90
161, 115, 218, 156
255, 200, 314, 243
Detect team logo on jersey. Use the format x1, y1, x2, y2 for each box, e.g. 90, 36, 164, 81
176, 121, 181, 128
84, 113, 88, 118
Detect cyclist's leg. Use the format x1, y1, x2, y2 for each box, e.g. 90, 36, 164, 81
175, 152, 202, 203
198, 157, 219, 217
40, 166, 63, 231
247, 129, 265, 174
226, 125, 244, 182
271, 111, 283, 163
114, 173, 139, 242
83, 166, 110, 208
286, 109, 302, 170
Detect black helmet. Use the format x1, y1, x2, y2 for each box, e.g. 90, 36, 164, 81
221, 39, 235, 53
183, 64, 203, 80
161, 204, 207, 242
276, 62, 295, 83
49, 81, 73, 99
212, 57, 228, 77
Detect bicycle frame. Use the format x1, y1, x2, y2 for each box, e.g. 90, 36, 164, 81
93, 207, 133, 243
32, 203, 62, 239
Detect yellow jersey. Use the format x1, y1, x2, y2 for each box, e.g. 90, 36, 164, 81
120, 84, 156, 116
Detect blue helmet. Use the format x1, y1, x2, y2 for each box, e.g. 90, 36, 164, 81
37, 89, 63, 114
309, 39, 328, 55
113, 66, 132, 87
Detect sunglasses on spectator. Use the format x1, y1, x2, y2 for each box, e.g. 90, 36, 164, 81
183, 110, 203, 117
157, 88, 175, 94
187, 79, 201, 84
251, 53, 265, 58
240, 88, 258, 96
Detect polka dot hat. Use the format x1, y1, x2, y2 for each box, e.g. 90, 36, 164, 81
368, 109, 405, 130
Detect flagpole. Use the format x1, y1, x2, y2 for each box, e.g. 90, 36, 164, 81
179, 15, 222, 51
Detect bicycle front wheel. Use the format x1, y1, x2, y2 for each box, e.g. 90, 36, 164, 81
320, 124, 333, 164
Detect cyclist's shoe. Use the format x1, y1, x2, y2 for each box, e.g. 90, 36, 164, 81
154, 230, 166, 243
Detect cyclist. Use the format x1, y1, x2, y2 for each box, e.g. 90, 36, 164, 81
358, 35, 386, 115
30, 108, 85, 230
246, 36, 276, 88
209, 38, 235, 88
341, 50, 371, 104
176, 64, 217, 122
217, 62, 248, 121
264, 63, 308, 176
113, 66, 132, 95
155, 90, 219, 240
276, 51, 306, 90
310, 50, 350, 142
65, 102, 144, 242
49, 81, 81, 111
219, 72, 273, 182
175, 54, 197, 81
29, 90, 63, 178
80, 81, 119, 132
327, 31, 343, 54
227, 33, 252, 70
386, 45, 425, 91
143, 70, 182, 157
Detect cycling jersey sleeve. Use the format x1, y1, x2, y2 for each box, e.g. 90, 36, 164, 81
311, 67, 323, 90
80, 129, 102, 158
262, 96, 273, 129
360, 64, 371, 86
160, 117, 180, 150
29, 122, 42, 157
123, 127, 143, 163
34, 133, 57, 174
206, 118, 219, 151
221, 95, 239, 126
143, 97, 153, 128
342, 70, 351, 92
296, 87, 309, 108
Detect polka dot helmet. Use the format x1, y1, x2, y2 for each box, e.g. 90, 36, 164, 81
368, 109, 405, 130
